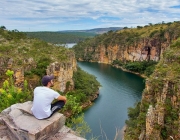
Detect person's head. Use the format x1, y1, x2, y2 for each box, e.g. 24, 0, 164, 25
42, 75, 54, 87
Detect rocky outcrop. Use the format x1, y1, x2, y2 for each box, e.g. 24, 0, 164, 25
0, 29, 77, 92
46, 59, 77, 92
80, 38, 169, 64
0, 101, 85, 140
141, 80, 180, 139
124, 39, 180, 139
75, 22, 180, 64
0, 55, 77, 92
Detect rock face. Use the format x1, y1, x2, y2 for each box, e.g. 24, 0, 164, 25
0, 57, 77, 92
0, 30, 77, 92
46, 60, 77, 92
0, 101, 85, 140
123, 39, 180, 139
141, 80, 180, 139
80, 38, 169, 64
75, 23, 180, 64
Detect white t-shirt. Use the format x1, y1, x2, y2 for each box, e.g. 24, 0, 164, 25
31, 86, 60, 119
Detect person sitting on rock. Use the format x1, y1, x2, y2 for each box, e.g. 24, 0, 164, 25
31, 75, 67, 119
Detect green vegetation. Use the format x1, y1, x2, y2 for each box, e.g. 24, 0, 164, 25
125, 102, 140, 128
66, 114, 91, 138
0, 27, 101, 138
73, 67, 101, 96
0, 27, 74, 80
125, 102, 142, 139
73, 21, 180, 62
0, 70, 32, 112
112, 60, 157, 76
124, 38, 180, 139
25, 31, 96, 44
25, 27, 122, 44
61, 67, 100, 116
2, 21, 180, 139
59, 67, 100, 137
0, 68, 100, 138
25, 57, 52, 77
71, 21, 180, 139
0, 28, 27, 41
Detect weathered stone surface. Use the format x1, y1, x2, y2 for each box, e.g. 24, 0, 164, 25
47, 126, 85, 140
78, 36, 176, 64
0, 46, 77, 93
14, 68, 24, 87
1, 101, 65, 140
0, 101, 85, 140
46, 61, 76, 92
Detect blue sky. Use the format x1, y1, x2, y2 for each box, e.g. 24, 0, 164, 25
0, 0, 180, 31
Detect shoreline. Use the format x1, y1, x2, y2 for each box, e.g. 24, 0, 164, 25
120, 125, 126, 140
77, 60, 147, 79
77, 60, 146, 138
112, 64, 147, 79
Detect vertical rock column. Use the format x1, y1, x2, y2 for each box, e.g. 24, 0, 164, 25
46, 60, 76, 92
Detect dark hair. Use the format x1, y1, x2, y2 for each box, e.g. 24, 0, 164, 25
42, 75, 54, 86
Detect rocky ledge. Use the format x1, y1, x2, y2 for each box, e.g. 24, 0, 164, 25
0, 101, 85, 140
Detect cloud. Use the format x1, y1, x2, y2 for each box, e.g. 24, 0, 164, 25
0, 0, 180, 31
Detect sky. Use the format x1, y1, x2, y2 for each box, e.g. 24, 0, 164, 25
0, 0, 180, 32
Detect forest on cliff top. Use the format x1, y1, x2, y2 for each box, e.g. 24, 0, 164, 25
72, 21, 180, 77
73, 21, 180, 59
24, 27, 122, 44
25, 31, 96, 44
0, 27, 101, 136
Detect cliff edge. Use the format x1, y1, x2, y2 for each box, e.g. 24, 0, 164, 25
0, 101, 85, 140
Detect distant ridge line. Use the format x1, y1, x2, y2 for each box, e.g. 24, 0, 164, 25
58, 27, 123, 34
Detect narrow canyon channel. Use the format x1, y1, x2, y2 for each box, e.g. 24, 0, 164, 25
78, 61, 145, 140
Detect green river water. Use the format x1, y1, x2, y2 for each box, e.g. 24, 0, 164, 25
77, 61, 145, 140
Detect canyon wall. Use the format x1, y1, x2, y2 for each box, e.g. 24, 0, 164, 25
75, 23, 180, 64
81, 37, 171, 64
46, 55, 77, 92
124, 39, 180, 139
73, 22, 180, 139
0, 53, 77, 92
0, 29, 78, 92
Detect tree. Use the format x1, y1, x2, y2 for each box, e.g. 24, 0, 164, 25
0, 26, 6, 30
149, 23, 153, 26
137, 26, 143, 29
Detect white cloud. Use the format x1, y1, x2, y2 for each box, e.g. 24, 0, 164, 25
0, 0, 180, 31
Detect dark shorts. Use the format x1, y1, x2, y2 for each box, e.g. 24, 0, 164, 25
49, 100, 65, 118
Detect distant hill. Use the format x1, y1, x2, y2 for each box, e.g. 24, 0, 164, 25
59, 27, 123, 34
25, 31, 96, 44
25, 27, 123, 44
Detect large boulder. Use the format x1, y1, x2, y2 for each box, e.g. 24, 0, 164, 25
0, 101, 85, 140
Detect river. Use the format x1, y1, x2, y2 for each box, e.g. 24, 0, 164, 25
55, 43, 76, 48
77, 61, 145, 140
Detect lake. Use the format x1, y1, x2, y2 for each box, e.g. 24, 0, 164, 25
78, 61, 145, 140
55, 43, 76, 48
